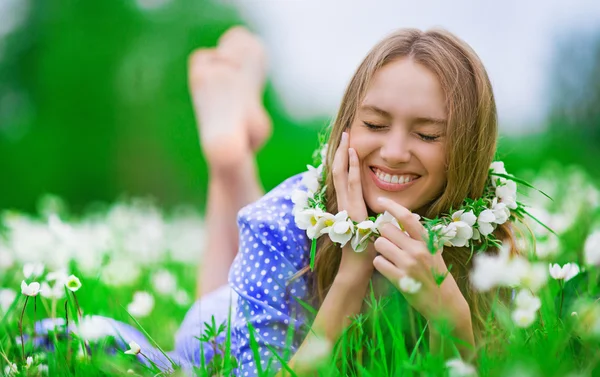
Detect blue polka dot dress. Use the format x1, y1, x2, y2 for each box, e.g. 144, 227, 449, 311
228, 173, 312, 376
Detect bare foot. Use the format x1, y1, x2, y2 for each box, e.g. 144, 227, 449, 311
217, 26, 272, 152
188, 49, 250, 170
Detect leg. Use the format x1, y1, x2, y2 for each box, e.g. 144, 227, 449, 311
188, 28, 271, 297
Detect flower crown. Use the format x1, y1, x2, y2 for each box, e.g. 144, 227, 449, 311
292, 144, 547, 270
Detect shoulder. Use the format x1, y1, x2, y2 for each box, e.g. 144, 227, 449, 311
233, 173, 311, 276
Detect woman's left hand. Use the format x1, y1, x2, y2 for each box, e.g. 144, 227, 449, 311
372, 197, 470, 324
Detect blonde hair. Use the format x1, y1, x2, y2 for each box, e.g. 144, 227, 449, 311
296, 28, 513, 340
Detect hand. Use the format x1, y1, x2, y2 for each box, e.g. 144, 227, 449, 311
331, 131, 376, 277
373, 197, 469, 323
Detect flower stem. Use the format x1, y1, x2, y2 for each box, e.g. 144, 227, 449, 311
19, 296, 29, 361
559, 281, 565, 318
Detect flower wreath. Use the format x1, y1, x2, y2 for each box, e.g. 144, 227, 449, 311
292, 144, 549, 270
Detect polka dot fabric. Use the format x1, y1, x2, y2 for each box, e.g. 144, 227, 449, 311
229, 173, 312, 376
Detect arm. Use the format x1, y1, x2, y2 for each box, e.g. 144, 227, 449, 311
428, 298, 475, 360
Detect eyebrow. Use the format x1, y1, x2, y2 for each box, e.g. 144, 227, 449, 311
359, 104, 447, 127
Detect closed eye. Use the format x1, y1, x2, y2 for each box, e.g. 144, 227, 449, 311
362, 121, 387, 131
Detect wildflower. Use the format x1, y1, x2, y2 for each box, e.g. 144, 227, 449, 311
398, 276, 422, 294
0, 289, 16, 312
496, 180, 518, 209
517, 262, 548, 293
25, 356, 33, 369
46, 269, 68, 284
512, 308, 536, 328
351, 220, 376, 253
296, 208, 329, 239
102, 259, 141, 286
535, 236, 559, 259
38, 364, 49, 375
374, 211, 401, 231
21, 281, 41, 297
127, 291, 154, 318
151, 270, 177, 295
300, 164, 321, 193
490, 161, 508, 187
476, 209, 496, 236
491, 198, 510, 225
511, 290, 541, 328
320, 210, 354, 247
40, 282, 65, 300
65, 275, 82, 292
548, 263, 580, 282
448, 210, 476, 247
291, 189, 309, 215
173, 289, 191, 306
432, 223, 458, 247
76, 316, 116, 342
4, 362, 18, 377
124, 341, 141, 355
446, 358, 478, 377
23, 263, 44, 279
584, 230, 600, 266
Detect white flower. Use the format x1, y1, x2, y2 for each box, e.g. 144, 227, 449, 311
350, 220, 376, 252
0, 248, 14, 270
301, 165, 321, 193
448, 210, 476, 247
291, 190, 310, 215
445, 358, 478, 377
46, 269, 69, 285
173, 289, 191, 306
374, 211, 400, 232
4, 362, 18, 377
471, 244, 524, 291
432, 223, 458, 247
38, 364, 48, 375
490, 161, 508, 188
40, 282, 65, 300
76, 316, 116, 341
477, 209, 496, 236
517, 262, 548, 293
0, 289, 16, 312
514, 289, 541, 312
549, 263, 580, 282
584, 230, 600, 266
320, 211, 354, 247
296, 208, 329, 240
102, 259, 141, 286
124, 341, 141, 355
151, 270, 177, 295
127, 291, 154, 318
535, 236, 559, 259
491, 198, 510, 225
65, 275, 82, 292
23, 263, 45, 279
512, 308, 536, 328
496, 180, 518, 210
25, 356, 33, 369
21, 281, 41, 297
398, 276, 422, 294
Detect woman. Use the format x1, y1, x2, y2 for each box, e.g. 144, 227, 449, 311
184, 26, 514, 376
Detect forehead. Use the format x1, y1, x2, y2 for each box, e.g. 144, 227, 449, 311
360, 58, 446, 120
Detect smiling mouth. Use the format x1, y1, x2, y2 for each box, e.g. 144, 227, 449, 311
369, 167, 420, 191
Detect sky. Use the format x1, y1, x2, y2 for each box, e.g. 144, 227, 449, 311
230, 0, 600, 134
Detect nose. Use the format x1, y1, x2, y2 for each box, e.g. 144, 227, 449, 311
379, 129, 411, 165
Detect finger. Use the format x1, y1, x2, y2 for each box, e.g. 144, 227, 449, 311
377, 197, 427, 241
331, 131, 349, 209
379, 222, 414, 251
373, 255, 402, 285
373, 237, 414, 268
347, 147, 366, 221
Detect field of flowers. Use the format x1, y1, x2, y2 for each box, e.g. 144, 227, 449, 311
0, 163, 599, 376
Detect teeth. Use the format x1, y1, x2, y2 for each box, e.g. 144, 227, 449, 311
375, 169, 416, 185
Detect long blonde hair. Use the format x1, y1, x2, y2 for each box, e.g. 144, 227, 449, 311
296, 28, 512, 338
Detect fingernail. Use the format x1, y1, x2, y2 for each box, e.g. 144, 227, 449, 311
341, 132, 348, 142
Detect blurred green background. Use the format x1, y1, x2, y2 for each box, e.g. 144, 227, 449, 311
1, 0, 599, 214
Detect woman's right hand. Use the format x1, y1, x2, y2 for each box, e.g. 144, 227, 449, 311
331, 131, 376, 277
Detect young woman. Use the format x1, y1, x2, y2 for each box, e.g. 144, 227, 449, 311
36, 26, 513, 376
184, 26, 513, 377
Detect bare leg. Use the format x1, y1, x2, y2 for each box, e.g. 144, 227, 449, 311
188, 27, 272, 298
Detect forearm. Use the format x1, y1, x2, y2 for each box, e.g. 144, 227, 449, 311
276, 269, 372, 376
197, 158, 264, 297
428, 303, 475, 360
